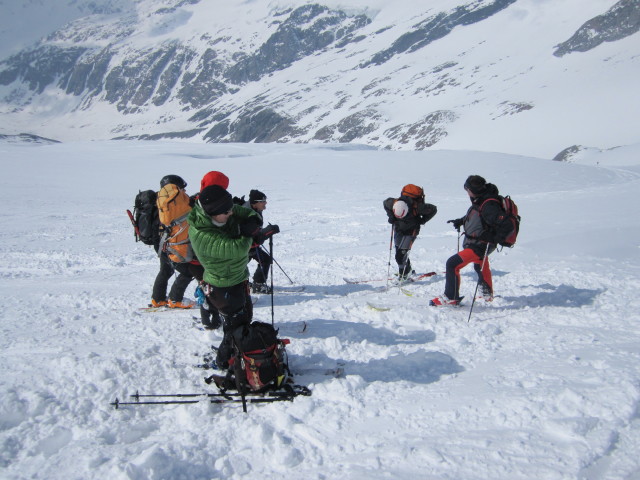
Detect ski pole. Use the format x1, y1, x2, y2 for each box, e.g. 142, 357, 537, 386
468, 243, 490, 323
387, 224, 395, 288
258, 245, 294, 284
269, 236, 274, 326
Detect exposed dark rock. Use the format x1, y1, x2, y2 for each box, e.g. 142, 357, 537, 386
224, 4, 370, 84
492, 101, 534, 119
384, 111, 457, 149
0, 133, 60, 144
0, 46, 87, 93
116, 128, 205, 140
60, 49, 114, 96
552, 145, 584, 162
102, 43, 191, 111
204, 107, 299, 143
314, 109, 382, 142
177, 49, 228, 108
337, 109, 382, 142
362, 0, 517, 67
554, 0, 640, 57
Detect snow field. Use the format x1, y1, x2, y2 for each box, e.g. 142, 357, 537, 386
0, 140, 639, 479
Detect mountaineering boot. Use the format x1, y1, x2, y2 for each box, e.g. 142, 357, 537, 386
429, 295, 463, 307
396, 269, 416, 282
168, 298, 195, 309
480, 282, 493, 302
151, 299, 168, 307
201, 307, 222, 330
251, 282, 272, 294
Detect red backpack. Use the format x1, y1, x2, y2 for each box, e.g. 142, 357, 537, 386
481, 195, 520, 247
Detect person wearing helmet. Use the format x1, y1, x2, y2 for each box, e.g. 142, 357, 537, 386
160, 174, 187, 189
383, 185, 437, 281
151, 174, 201, 309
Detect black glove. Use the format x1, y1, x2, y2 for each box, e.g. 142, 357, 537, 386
447, 218, 463, 230
255, 224, 280, 244
239, 217, 262, 238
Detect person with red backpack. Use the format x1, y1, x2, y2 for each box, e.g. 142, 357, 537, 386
430, 175, 503, 306
188, 185, 277, 369
383, 184, 437, 280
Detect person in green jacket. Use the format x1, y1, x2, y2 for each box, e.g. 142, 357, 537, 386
188, 184, 279, 368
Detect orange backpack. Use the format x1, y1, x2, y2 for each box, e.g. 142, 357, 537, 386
157, 184, 194, 263
400, 184, 425, 216
401, 184, 424, 201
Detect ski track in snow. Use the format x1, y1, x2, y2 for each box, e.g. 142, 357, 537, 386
0, 141, 639, 479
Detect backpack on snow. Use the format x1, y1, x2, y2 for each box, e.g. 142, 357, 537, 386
230, 321, 290, 392
130, 190, 159, 246
157, 183, 194, 263
480, 195, 520, 247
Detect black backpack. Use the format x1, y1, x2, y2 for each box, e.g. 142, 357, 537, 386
132, 190, 160, 246
480, 195, 520, 247
230, 322, 289, 392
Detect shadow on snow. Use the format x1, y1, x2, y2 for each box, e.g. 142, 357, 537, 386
279, 318, 435, 345
502, 283, 605, 309
290, 350, 464, 385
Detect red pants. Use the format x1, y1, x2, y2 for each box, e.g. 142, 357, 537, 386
444, 248, 492, 300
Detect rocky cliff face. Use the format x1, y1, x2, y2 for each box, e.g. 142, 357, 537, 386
0, 0, 638, 154
553, 0, 640, 57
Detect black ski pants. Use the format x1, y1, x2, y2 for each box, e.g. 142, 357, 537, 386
152, 251, 195, 302
249, 246, 272, 284
394, 230, 416, 275
205, 281, 253, 368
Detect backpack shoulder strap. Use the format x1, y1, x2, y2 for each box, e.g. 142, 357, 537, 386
479, 196, 505, 215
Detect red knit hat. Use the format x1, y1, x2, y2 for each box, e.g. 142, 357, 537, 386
200, 171, 229, 191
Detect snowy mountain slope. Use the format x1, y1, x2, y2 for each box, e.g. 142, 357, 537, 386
0, 0, 133, 59
0, 0, 638, 157
1, 139, 639, 479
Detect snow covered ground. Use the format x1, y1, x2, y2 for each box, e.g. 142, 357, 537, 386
1, 139, 639, 479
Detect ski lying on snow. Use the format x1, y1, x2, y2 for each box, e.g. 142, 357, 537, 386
368, 295, 501, 311
139, 305, 198, 313
367, 302, 391, 312
281, 285, 306, 293
344, 272, 437, 284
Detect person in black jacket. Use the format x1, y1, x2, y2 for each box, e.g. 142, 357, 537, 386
430, 175, 502, 306
242, 189, 279, 294
383, 186, 437, 280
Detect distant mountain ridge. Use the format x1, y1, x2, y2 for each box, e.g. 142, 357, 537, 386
0, 0, 638, 157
